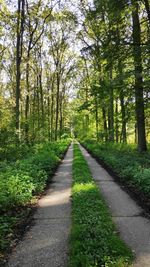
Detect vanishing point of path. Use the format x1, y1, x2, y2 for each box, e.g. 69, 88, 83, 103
6, 143, 150, 267
7, 145, 73, 267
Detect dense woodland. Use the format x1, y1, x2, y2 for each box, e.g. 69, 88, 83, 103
0, 0, 149, 152
0, 0, 150, 264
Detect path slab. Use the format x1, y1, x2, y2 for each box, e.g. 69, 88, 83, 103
6, 145, 73, 267
79, 144, 150, 267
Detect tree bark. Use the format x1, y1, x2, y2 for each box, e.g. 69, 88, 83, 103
132, 0, 147, 151
108, 67, 114, 141
143, 0, 150, 27
95, 96, 99, 141
15, 0, 25, 137
55, 70, 60, 141
51, 76, 54, 141
102, 106, 108, 142
118, 61, 127, 143
115, 98, 119, 143
25, 50, 30, 143
39, 72, 44, 128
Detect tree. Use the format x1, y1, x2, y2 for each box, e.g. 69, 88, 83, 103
132, 0, 147, 151
15, 0, 25, 137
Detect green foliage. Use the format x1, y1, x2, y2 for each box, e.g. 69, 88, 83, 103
82, 141, 150, 197
0, 216, 18, 251
0, 142, 32, 162
70, 144, 133, 267
0, 139, 70, 255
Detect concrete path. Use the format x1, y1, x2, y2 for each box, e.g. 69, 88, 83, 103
7, 145, 73, 267
79, 144, 150, 267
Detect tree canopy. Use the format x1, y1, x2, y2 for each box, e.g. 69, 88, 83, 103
0, 0, 149, 151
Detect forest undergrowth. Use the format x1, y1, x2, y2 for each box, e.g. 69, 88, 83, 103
0, 139, 70, 263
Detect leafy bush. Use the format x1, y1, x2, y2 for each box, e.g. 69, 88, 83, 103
0, 143, 32, 162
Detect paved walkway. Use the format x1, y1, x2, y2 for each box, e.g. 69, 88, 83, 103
79, 144, 150, 267
7, 145, 73, 267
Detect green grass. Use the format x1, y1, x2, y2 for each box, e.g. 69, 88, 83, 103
81, 141, 150, 197
0, 139, 70, 261
69, 144, 133, 267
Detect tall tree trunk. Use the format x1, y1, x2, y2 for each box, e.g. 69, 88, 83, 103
120, 89, 127, 143
32, 81, 36, 142
55, 71, 60, 141
115, 98, 119, 143
47, 77, 51, 142
39, 72, 44, 128
48, 92, 51, 141
15, 0, 25, 138
95, 96, 99, 141
51, 77, 54, 141
118, 61, 127, 143
37, 76, 40, 137
25, 51, 30, 143
132, 0, 147, 151
59, 84, 66, 139
143, 0, 150, 26
102, 106, 108, 142
59, 91, 63, 139
108, 67, 114, 141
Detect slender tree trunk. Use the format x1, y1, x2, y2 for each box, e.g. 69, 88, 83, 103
102, 107, 108, 142
37, 76, 40, 136
120, 90, 127, 143
48, 92, 51, 141
39, 72, 44, 128
32, 82, 36, 142
51, 78, 54, 141
15, 0, 25, 138
95, 96, 99, 141
132, 0, 147, 151
59, 91, 63, 139
59, 85, 66, 139
108, 67, 114, 141
115, 98, 119, 143
25, 51, 30, 143
47, 76, 51, 142
55, 71, 60, 141
118, 61, 127, 143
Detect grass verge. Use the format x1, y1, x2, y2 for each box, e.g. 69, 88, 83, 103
69, 144, 133, 267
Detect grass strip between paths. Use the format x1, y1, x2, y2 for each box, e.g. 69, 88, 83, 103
69, 144, 133, 267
